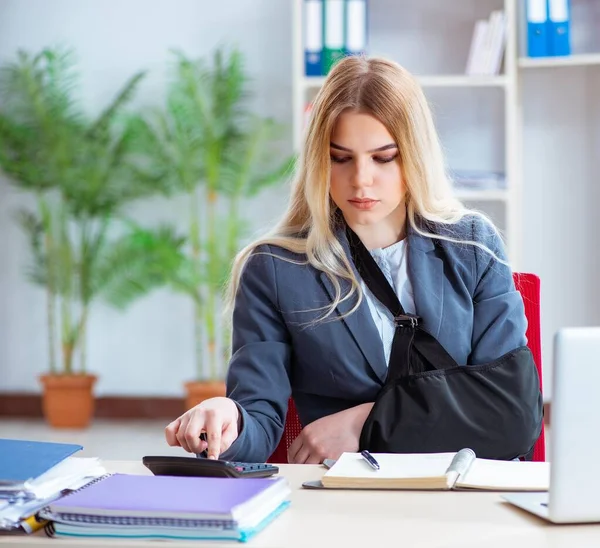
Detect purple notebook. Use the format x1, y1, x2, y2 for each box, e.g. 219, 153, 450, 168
48, 474, 287, 520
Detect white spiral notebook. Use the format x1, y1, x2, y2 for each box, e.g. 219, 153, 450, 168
320, 449, 550, 491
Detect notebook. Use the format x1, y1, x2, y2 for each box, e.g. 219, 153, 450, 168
0, 457, 107, 534
41, 473, 291, 542
320, 449, 549, 491
0, 439, 82, 488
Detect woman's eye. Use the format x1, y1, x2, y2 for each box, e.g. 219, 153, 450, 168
330, 155, 351, 164
374, 154, 398, 164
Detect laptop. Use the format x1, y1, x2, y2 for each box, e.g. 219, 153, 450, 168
503, 327, 600, 523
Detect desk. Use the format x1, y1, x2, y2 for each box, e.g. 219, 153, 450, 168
2, 461, 600, 548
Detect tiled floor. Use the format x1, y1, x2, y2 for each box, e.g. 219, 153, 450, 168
0, 418, 551, 462
0, 418, 189, 461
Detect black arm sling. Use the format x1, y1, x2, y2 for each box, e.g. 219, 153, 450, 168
346, 226, 543, 461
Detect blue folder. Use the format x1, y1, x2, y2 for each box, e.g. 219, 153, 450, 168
0, 439, 82, 486
526, 0, 549, 57
547, 0, 571, 56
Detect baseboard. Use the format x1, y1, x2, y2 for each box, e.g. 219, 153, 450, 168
0, 394, 184, 419
0, 394, 552, 425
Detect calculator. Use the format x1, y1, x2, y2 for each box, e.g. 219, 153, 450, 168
142, 455, 279, 479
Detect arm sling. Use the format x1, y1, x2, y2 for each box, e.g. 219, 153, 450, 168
346, 226, 544, 460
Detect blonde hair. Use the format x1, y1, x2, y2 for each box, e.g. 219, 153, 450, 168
226, 55, 500, 320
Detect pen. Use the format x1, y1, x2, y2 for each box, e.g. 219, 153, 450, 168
360, 450, 380, 471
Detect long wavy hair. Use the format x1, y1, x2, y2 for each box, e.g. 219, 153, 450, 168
225, 55, 499, 320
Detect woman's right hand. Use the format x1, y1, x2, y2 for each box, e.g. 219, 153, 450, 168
164, 397, 240, 459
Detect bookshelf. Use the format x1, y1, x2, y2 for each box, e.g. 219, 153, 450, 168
292, 0, 522, 266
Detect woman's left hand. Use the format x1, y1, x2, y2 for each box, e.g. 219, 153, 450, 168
287, 403, 374, 464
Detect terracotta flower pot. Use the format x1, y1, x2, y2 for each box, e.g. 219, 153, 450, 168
39, 374, 97, 429
184, 380, 226, 412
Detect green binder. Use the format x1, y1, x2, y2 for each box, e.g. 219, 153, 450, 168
323, 0, 346, 73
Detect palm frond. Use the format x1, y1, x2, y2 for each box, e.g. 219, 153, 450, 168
40, 46, 82, 126
217, 116, 294, 198
0, 114, 50, 189
13, 208, 47, 286
88, 71, 147, 139
0, 46, 82, 130
246, 154, 296, 196
92, 224, 186, 309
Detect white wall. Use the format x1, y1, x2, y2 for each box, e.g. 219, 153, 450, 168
1, 0, 598, 401
0, 0, 292, 395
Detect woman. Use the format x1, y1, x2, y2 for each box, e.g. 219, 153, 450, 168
165, 56, 541, 464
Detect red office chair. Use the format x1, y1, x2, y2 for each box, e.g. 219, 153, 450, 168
268, 272, 546, 463
513, 272, 546, 462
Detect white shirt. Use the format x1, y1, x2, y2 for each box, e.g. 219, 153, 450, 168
360, 239, 416, 366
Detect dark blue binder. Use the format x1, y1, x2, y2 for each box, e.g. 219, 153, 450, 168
0, 439, 82, 485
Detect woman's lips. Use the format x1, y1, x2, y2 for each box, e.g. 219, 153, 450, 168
349, 198, 379, 210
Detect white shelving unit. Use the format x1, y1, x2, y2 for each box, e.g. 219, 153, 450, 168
292, 0, 522, 266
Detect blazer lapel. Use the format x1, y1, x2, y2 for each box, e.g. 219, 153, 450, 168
407, 225, 444, 339
319, 271, 388, 383
319, 221, 445, 382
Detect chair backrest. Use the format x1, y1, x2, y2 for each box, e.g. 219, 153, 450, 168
268, 272, 546, 463
512, 272, 546, 461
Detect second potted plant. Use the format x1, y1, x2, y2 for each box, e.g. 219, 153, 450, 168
134, 46, 293, 410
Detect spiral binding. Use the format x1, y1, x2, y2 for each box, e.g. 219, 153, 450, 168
41, 473, 112, 537
44, 521, 54, 537
50, 513, 234, 528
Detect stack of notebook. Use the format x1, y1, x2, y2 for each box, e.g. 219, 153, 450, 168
0, 439, 106, 534
40, 473, 291, 542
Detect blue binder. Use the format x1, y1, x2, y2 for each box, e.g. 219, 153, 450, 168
304, 0, 323, 76
526, 0, 548, 57
0, 438, 82, 486
547, 0, 571, 56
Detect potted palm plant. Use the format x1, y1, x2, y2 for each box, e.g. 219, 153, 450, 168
0, 47, 185, 428
133, 47, 293, 410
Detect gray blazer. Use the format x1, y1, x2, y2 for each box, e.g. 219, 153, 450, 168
223, 215, 527, 462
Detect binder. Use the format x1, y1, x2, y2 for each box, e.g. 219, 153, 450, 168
323, 0, 346, 73
526, 0, 548, 57
465, 19, 489, 75
547, 0, 571, 56
304, 0, 323, 76
344, 0, 367, 57
0, 439, 82, 487
487, 10, 507, 75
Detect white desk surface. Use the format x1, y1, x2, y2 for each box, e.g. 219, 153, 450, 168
2, 460, 600, 548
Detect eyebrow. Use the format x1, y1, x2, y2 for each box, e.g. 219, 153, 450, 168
330, 142, 398, 153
